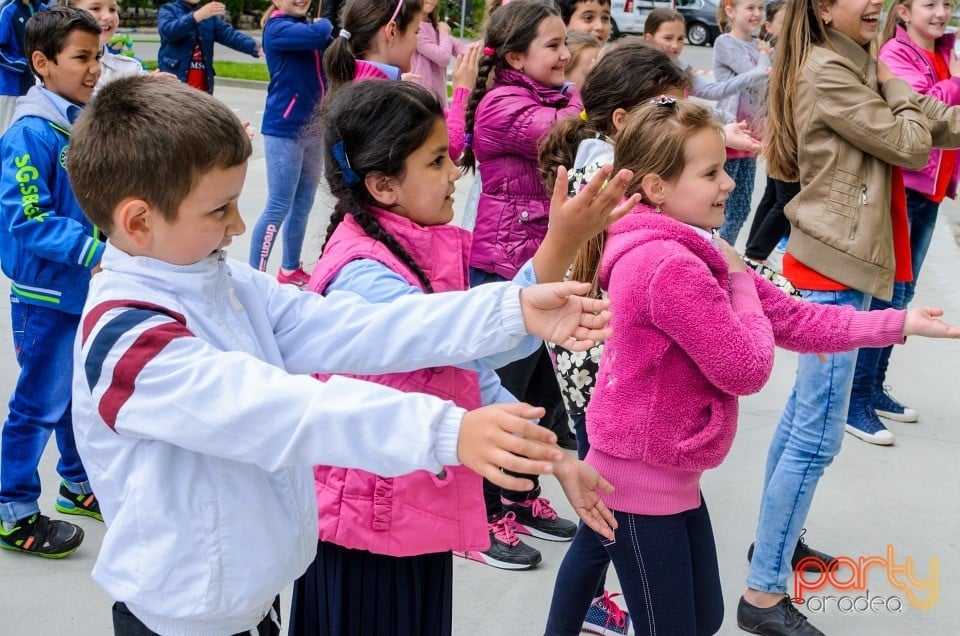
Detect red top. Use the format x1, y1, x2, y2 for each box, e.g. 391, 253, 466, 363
186, 40, 207, 92
923, 47, 956, 203
784, 167, 913, 289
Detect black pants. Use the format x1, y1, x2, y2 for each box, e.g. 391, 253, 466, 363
482, 343, 570, 516
744, 177, 800, 261
546, 498, 724, 636
112, 597, 281, 636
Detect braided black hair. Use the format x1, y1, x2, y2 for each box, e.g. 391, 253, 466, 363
313, 81, 444, 293
460, 0, 560, 172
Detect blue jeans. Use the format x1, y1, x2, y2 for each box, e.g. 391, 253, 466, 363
747, 289, 870, 594
718, 157, 757, 245
546, 499, 723, 636
249, 134, 323, 272
0, 302, 90, 524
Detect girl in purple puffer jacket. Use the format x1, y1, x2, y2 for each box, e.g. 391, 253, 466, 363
460, 0, 586, 561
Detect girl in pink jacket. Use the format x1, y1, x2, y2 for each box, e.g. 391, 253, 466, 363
545, 98, 960, 636
411, 0, 467, 102
849, 1, 960, 435
289, 80, 637, 636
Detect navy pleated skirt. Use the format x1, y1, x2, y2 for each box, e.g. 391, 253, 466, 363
288, 539, 453, 636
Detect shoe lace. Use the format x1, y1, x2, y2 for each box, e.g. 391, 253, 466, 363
598, 590, 628, 629
529, 497, 559, 521
782, 599, 811, 629
491, 512, 521, 546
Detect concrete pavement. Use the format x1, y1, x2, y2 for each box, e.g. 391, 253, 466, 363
1, 75, 960, 635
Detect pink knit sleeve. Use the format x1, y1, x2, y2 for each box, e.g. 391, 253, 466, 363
445, 86, 469, 161
646, 257, 775, 396
752, 270, 907, 352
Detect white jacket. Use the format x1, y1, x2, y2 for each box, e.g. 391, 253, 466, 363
73, 245, 533, 636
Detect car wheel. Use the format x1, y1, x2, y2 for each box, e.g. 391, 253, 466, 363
687, 22, 709, 46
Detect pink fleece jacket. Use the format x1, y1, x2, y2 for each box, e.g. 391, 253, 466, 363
411, 20, 467, 103
586, 205, 908, 515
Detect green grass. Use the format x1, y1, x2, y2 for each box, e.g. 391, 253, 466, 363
142, 60, 269, 82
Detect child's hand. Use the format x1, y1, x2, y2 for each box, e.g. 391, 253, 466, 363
438, 21, 451, 36
951, 51, 960, 78
458, 403, 564, 491
519, 281, 612, 351
549, 164, 638, 248
149, 70, 179, 81
553, 454, 617, 540
241, 121, 255, 141
877, 60, 894, 86
716, 238, 746, 272
194, 1, 226, 21
723, 121, 762, 153
903, 307, 960, 339
452, 44, 481, 90
401, 72, 423, 82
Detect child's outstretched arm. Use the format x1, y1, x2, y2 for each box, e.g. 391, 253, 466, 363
532, 165, 639, 283
552, 453, 617, 540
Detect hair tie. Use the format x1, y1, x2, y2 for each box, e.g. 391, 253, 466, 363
464, 133, 474, 150
650, 95, 678, 107
389, 0, 404, 24
482, 46, 495, 56
579, 110, 589, 122
339, 29, 351, 40
331, 140, 361, 187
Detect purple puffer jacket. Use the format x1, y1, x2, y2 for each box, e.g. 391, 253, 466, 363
880, 25, 960, 198
469, 69, 582, 279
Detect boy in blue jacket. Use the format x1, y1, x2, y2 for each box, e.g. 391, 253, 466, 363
158, 0, 260, 94
0, 0, 44, 132
0, 6, 104, 558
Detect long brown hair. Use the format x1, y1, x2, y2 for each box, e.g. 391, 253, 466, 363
764, 0, 835, 181
880, 0, 911, 46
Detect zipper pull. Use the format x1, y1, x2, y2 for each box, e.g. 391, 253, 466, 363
860, 185, 867, 205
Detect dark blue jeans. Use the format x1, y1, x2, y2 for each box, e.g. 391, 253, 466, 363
850, 188, 939, 401
546, 498, 724, 636
0, 302, 89, 524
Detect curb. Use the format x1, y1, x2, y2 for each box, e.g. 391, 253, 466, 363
217, 77, 268, 91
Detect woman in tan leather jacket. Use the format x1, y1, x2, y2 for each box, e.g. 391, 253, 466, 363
737, 0, 960, 633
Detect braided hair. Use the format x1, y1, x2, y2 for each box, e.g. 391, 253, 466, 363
460, 0, 560, 172
312, 81, 444, 293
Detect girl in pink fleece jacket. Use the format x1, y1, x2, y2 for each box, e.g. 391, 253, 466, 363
545, 98, 960, 636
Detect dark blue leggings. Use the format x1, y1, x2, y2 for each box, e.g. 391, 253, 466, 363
546, 497, 724, 636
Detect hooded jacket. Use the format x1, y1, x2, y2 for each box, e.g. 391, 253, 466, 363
585, 206, 908, 515
0, 86, 104, 314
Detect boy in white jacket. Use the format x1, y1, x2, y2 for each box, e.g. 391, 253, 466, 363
65, 77, 617, 636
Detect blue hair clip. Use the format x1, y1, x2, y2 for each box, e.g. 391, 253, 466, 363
332, 140, 361, 187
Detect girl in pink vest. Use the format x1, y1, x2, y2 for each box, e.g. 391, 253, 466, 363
289, 80, 637, 636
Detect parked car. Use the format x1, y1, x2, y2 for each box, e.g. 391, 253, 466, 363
676, 0, 721, 46
609, 0, 675, 35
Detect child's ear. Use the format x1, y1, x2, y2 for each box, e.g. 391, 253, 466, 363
639, 173, 667, 206
364, 173, 399, 207
505, 50, 524, 72
114, 198, 155, 250
30, 51, 50, 81
611, 107, 629, 132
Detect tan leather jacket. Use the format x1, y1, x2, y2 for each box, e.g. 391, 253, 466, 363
786, 29, 960, 299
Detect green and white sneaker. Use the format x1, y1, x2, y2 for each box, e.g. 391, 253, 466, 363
0, 513, 84, 558
55, 482, 103, 521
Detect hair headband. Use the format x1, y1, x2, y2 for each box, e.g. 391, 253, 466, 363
389, 0, 405, 24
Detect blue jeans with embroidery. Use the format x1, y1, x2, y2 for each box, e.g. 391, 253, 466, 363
747, 288, 870, 593
546, 498, 723, 636
249, 134, 323, 272
0, 302, 90, 524
718, 157, 757, 246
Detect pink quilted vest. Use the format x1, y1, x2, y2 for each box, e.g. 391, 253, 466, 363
307, 208, 489, 556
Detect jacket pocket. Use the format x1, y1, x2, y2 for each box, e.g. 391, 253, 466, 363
676, 402, 730, 470
199, 501, 223, 608
160, 56, 181, 72
825, 168, 860, 218
282, 94, 298, 119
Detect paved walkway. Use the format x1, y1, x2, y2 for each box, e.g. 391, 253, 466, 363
1, 78, 959, 635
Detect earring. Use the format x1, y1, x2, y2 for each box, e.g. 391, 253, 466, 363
655, 204, 662, 213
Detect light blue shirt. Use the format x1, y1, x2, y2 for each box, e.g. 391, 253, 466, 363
326, 258, 543, 405
39, 86, 81, 124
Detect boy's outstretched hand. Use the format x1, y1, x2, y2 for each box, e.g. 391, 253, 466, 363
520, 281, 612, 351
458, 403, 564, 492
553, 454, 617, 540
903, 307, 960, 338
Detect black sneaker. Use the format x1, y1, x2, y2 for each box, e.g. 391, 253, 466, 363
0, 513, 84, 558
737, 596, 825, 635
453, 512, 542, 570
55, 481, 103, 521
502, 496, 577, 541
747, 530, 837, 573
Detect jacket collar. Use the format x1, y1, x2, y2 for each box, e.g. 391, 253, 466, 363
824, 27, 873, 76
602, 203, 728, 284
893, 23, 956, 56
101, 243, 222, 298
493, 68, 574, 106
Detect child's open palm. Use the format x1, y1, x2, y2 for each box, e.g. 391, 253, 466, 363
553, 454, 617, 540
903, 307, 960, 339
519, 282, 612, 351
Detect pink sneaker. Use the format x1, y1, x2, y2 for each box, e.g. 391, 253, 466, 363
453, 511, 542, 570
583, 590, 631, 635
277, 266, 311, 287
